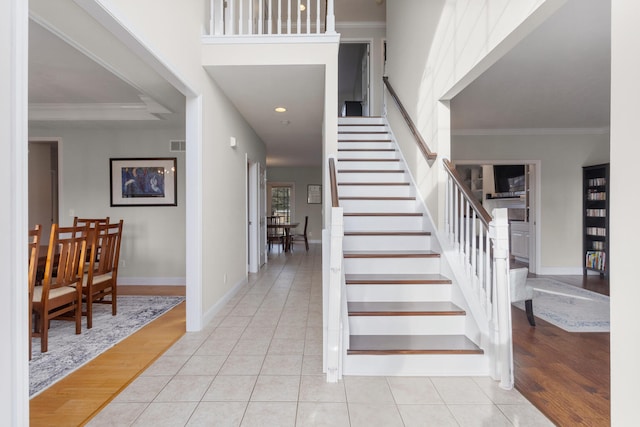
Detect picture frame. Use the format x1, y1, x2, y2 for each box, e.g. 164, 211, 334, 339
110, 158, 177, 207
307, 184, 322, 204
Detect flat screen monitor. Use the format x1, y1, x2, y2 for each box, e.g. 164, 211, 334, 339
493, 165, 525, 194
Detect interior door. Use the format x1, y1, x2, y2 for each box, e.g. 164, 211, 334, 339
28, 141, 59, 231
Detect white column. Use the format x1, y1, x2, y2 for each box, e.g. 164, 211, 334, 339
325, 0, 336, 34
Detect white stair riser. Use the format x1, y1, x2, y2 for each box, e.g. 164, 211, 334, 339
344, 257, 440, 274
338, 185, 413, 197
337, 150, 397, 160
339, 117, 385, 125
338, 133, 391, 141
338, 125, 388, 132
340, 199, 418, 213
343, 235, 431, 251
349, 315, 465, 335
337, 172, 407, 183
343, 215, 424, 231
347, 284, 451, 302
337, 161, 402, 171
343, 354, 489, 376
339, 142, 395, 150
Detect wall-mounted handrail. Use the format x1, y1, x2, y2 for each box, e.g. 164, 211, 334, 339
383, 76, 437, 161
443, 159, 492, 226
329, 157, 339, 208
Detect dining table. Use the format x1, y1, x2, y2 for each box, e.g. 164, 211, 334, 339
266, 222, 299, 252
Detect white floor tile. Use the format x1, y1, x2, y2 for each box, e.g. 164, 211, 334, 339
296, 402, 350, 427
240, 401, 297, 427
186, 401, 247, 427
348, 403, 404, 427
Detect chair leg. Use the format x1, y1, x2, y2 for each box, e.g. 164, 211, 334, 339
525, 299, 536, 326
304, 236, 309, 251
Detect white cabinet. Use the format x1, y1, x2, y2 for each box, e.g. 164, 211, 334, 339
510, 221, 529, 261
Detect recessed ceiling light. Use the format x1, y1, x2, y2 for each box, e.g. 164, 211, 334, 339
300, 4, 306, 11
275, 107, 287, 113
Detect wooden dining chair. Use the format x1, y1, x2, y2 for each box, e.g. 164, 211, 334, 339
82, 220, 123, 329
28, 225, 42, 360
32, 224, 87, 353
267, 215, 285, 252
290, 215, 309, 251
73, 216, 109, 263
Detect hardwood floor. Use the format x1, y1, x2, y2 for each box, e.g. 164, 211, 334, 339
29, 278, 611, 426
30, 286, 186, 427
512, 274, 610, 426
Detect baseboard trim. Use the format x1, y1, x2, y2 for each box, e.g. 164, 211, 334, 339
201, 276, 249, 327
118, 277, 186, 286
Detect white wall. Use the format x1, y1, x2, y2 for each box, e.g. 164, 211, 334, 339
385, 0, 565, 226
91, 0, 268, 318
267, 167, 323, 243
611, 1, 640, 423
29, 125, 188, 283
452, 132, 609, 273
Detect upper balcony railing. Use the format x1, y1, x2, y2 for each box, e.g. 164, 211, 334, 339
208, 0, 335, 36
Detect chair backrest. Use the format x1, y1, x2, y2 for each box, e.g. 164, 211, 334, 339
89, 220, 123, 278
28, 225, 42, 300
73, 216, 110, 228
303, 215, 309, 234
40, 224, 88, 302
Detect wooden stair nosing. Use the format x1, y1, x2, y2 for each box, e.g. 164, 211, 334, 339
345, 273, 451, 285
343, 250, 439, 258
338, 169, 404, 173
347, 301, 465, 316
338, 124, 387, 127
338, 158, 400, 162
339, 196, 415, 201
338, 131, 389, 134
338, 148, 396, 152
344, 231, 430, 236
338, 139, 393, 143
347, 335, 484, 355
343, 212, 422, 217
338, 182, 410, 186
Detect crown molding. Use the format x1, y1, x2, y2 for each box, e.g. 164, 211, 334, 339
29, 103, 166, 121
451, 127, 610, 136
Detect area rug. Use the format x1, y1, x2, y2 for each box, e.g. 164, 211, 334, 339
30, 295, 185, 397
513, 278, 609, 333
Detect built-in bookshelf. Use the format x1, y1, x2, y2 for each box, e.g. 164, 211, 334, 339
583, 163, 609, 276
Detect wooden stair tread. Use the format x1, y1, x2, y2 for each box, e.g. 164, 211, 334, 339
338, 169, 404, 173
348, 335, 483, 355
338, 158, 400, 162
348, 301, 464, 316
338, 182, 410, 186
338, 139, 393, 142
344, 212, 422, 217
339, 196, 415, 201
343, 250, 439, 258
338, 148, 396, 152
338, 131, 389, 134
344, 231, 430, 236
345, 273, 450, 284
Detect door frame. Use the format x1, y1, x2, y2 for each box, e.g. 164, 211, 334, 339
246, 156, 260, 273
339, 39, 372, 117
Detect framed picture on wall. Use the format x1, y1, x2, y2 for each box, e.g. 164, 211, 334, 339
307, 184, 321, 204
110, 158, 177, 206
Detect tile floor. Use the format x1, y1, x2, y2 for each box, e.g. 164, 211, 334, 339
88, 244, 553, 427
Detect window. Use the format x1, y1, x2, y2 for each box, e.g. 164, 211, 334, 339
268, 183, 294, 223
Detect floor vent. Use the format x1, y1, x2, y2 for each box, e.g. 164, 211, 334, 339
170, 140, 186, 152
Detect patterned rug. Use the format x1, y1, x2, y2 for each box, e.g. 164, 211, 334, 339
513, 278, 609, 333
30, 295, 185, 397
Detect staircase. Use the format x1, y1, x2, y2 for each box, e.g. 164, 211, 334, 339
337, 116, 489, 376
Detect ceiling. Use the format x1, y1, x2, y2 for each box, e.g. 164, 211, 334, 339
28, 0, 610, 166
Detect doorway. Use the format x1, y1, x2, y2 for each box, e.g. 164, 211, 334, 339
338, 42, 370, 116
28, 140, 59, 231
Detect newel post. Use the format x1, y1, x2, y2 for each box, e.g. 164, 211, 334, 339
326, 206, 344, 382
325, 0, 336, 34
490, 208, 513, 389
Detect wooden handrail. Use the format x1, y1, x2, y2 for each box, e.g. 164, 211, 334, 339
443, 159, 492, 227
329, 158, 339, 207
383, 76, 437, 161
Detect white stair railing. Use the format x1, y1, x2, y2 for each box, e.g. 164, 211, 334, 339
208, 0, 335, 36
326, 157, 346, 382
443, 159, 513, 389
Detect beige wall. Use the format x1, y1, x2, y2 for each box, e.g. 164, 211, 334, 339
452, 132, 609, 273
267, 167, 323, 243
29, 125, 188, 283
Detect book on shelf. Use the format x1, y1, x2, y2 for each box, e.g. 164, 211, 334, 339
587, 177, 607, 187
586, 208, 606, 217
586, 227, 607, 236
586, 250, 606, 271
586, 190, 606, 201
